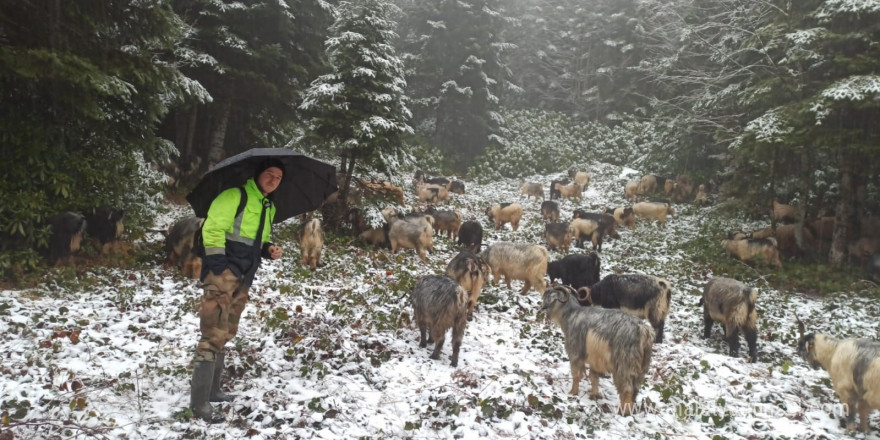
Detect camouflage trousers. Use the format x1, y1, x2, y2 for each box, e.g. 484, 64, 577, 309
194, 269, 250, 362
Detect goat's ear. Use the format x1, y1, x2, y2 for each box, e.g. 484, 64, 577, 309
806, 341, 814, 352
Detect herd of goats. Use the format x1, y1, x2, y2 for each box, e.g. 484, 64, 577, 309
52, 167, 878, 432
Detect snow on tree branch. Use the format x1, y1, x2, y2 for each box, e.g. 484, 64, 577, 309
744, 108, 793, 144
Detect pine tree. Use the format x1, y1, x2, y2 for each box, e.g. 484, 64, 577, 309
167, 0, 332, 170
396, 0, 509, 171
299, 0, 413, 213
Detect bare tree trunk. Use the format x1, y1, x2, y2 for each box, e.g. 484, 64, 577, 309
852, 173, 867, 237
206, 98, 232, 168
829, 150, 853, 266
768, 148, 778, 230
174, 108, 188, 156
173, 106, 198, 162
321, 152, 354, 234
340, 152, 356, 204
794, 146, 811, 258
184, 106, 198, 160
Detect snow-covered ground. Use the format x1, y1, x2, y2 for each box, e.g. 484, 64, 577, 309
2, 162, 879, 439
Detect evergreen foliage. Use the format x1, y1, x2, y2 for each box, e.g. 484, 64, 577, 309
396, 0, 509, 171
166, 0, 332, 167
1, 0, 879, 275
0, 0, 200, 271
299, 0, 414, 193
502, 0, 652, 120
470, 109, 664, 181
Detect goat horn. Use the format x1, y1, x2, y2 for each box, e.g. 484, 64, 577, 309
556, 287, 570, 303
575, 287, 592, 306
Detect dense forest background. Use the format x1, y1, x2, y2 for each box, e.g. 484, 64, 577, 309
1, 0, 878, 275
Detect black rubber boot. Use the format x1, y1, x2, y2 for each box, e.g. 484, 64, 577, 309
210, 350, 236, 402
190, 361, 223, 423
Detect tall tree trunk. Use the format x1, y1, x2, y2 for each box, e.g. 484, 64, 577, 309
206, 98, 232, 168
321, 152, 355, 234
184, 106, 198, 161
829, 150, 853, 266
174, 106, 198, 163
794, 146, 811, 258
768, 148, 778, 230
852, 173, 867, 237
341, 152, 356, 204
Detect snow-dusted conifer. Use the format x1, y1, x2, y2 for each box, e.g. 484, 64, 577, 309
300, 0, 413, 198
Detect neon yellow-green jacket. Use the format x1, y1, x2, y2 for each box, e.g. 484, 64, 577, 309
201, 178, 276, 286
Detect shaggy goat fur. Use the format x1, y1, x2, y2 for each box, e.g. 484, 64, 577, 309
479, 241, 548, 295
632, 202, 674, 227
700, 277, 758, 362
546, 252, 601, 290
485, 203, 523, 231
520, 182, 545, 201
165, 216, 204, 278
298, 218, 324, 269
578, 274, 672, 343
542, 285, 654, 415
412, 275, 469, 367
797, 318, 880, 433
445, 250, 490, 320
721, 237, 782, 268
545, 222, 572, 253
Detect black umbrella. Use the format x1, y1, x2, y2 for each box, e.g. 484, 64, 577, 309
186, 148, 338, 223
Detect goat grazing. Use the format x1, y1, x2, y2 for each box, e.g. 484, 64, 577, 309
541, 200, 560, 223
700, 277, 758, 362
485, 203, 523, 231
721, 238, 782, 268
545, 222, 573, 253
480, 242, 548, 295
457, 220, 483, 252
298, 218, 324, 269
412, 275, 469, 367
546, 252, 601, 290
632, 202, 674, 227
520, 181, 545, 201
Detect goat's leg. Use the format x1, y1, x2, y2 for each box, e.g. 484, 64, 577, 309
588, 371, 601, 399
569, 361, 585, 395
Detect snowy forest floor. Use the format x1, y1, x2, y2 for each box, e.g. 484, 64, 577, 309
2, 162, 880, 439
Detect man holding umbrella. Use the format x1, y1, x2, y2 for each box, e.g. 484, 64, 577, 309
186, 149, 337, 422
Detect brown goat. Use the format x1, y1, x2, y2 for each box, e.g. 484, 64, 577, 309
633, 202, 675, 227
554, 182, 582, 200
624, 180, 641, 201
542, 285, 655, 415
772, 198, 798, 223
721, 238, 782, 268
479, 242, 548, 295
485, 203, 523, 231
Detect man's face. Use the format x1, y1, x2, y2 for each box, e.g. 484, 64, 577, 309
258, 167, 283, 194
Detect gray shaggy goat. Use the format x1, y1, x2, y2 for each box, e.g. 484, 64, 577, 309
412, 275, 469, 367
797, 316, 880, 433
542, 285, 654, 415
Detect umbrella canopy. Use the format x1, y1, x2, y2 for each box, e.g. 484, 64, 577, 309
186, 148, 338, 224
